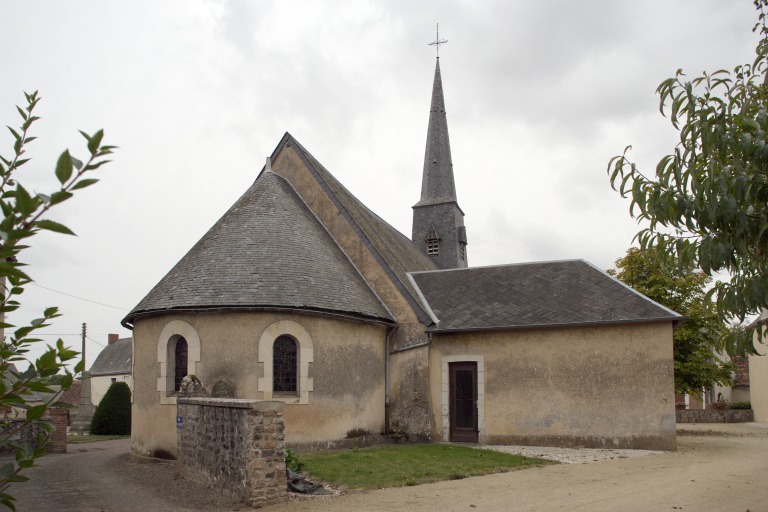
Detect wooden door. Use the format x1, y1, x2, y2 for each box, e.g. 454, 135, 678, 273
449, 362, 478, 443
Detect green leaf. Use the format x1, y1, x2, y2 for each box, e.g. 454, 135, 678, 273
48, 191, 73, 206
88, 129, 104, 155
34, 219, 75, 236
70, 178, 99, 191
25, 404, 46, 421
54, 150, 73, 184
6, 127, 20, 142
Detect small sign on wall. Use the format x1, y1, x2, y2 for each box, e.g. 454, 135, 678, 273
176, 415, 183, 429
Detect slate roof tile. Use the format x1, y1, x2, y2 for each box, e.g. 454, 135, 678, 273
123, 170, 393, 325
409, 260, 682, 332
89, 338, 132, 376
283, 135, 438, 324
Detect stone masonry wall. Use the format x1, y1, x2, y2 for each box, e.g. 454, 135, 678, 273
0, 407, 68, 455
176, 398, 287, 509
676, 408, 754, 423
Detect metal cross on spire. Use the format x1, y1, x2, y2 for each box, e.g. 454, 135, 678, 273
428, 23, 448, 57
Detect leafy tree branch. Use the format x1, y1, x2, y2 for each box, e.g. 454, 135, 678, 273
0, 91, 115, 510
608, 0, 768, 356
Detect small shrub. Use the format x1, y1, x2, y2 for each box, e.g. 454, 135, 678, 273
345, 428, 373, 439
285, 448, 304, 472
709, 398, 730, 411
731, 401, 752, 410
90, 382, 131, 435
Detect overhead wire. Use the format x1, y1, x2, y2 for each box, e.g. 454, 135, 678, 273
30, 283, 130, 311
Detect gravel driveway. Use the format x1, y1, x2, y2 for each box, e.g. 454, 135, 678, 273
8, 423, 768, 511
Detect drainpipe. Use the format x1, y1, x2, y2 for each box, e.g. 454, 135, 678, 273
384, 325, 398, 435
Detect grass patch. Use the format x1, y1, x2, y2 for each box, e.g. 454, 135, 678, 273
67, 434, 130, 443
299, 444, 555, 490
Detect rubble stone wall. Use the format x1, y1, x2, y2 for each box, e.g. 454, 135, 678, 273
176, 398, 287, 509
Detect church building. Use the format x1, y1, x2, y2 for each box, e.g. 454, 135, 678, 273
124, 55, 681, 459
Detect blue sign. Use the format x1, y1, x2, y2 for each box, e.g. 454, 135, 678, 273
176, 415, 183, 429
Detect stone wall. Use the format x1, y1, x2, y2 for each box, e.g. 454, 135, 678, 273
676, 409, 754, 423
176, 398, 287, 509
0, 407, 68, 455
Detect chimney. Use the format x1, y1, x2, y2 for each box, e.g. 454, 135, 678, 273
108, 333, 120, 345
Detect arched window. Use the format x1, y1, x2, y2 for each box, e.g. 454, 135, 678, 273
174, 336, 188, 391
273, 336, 297, 393
157, 320, 201, 404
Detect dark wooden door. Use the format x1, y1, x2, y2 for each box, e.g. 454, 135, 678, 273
449, 362, 478, 443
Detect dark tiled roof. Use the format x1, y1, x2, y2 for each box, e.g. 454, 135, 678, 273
123, 170, 393, 326
414, 58, 458, 208
89, 338, 132, 376
280, 134, 438, 324
409, 260, 682, 332
58, 380, 82, 407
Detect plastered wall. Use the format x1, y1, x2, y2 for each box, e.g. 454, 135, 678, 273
429, 321, 677, 450
131, 311, 387, 458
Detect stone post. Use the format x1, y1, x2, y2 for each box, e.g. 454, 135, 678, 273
69, 371, 95, 435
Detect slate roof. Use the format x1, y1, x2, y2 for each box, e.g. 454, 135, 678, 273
277, 134, 439, 324
123, 169, 394, 327
408, 259, 683, 332
89, 338, 132, 376
414, 58, 458, 208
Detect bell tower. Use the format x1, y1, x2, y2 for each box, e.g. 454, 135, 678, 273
412, 31, 467, 269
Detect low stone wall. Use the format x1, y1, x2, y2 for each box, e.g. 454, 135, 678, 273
0, 408, 68, 455
176, 398, 288, 509
676, 409, 754, 423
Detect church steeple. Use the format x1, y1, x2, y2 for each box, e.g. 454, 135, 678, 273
415, 58, 458, 207
412, 54, 468, 269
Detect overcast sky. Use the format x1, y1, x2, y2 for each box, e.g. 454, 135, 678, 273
0, 0, 761, 367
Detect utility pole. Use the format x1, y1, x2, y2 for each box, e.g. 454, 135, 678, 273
81, 322, 86, 376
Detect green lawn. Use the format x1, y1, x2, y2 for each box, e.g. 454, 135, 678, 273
66, 434, 130, 443
299, 444, 555, 490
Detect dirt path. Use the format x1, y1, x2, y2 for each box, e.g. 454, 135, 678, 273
7, 424, 768, 511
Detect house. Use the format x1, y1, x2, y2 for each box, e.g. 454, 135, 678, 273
124, 57, 681, 459
89, 334, 133, 406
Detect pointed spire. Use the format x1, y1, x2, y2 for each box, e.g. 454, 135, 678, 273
412, 54, 468, 269
414, 58, 458, 207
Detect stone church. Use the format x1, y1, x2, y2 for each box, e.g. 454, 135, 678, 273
124, 57, 681, 459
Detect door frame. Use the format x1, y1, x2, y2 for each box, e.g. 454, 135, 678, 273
449, 361, 478, 442
441, 355, 485, 443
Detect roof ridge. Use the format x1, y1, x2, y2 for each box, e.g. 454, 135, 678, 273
280, 133, 437, 325
267, 170, 396, 322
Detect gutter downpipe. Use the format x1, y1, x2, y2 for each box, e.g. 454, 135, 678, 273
384, 325, 398, 435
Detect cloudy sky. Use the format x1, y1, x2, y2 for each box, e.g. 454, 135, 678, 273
0, 0, 761, 366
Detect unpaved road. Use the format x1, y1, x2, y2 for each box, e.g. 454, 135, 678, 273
8, 423, 768, 512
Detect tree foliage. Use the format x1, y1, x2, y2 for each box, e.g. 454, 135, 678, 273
0, 91, 114, 510
609, 248, 734, 396
90, 382, 131, 435
608, 0, 768, 356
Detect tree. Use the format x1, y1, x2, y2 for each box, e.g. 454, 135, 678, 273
608, 0, 768, 356
609, 248, 734, 396
0, 91, 114, 510
90, 382, 131, 435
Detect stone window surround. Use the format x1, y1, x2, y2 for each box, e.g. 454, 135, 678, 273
258, 320, 314, 405
157, 320, 202, 405
441, 355, 485, 443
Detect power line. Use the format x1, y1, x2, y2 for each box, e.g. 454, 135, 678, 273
85, 335, 106, 348
30, 283, 130, 311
